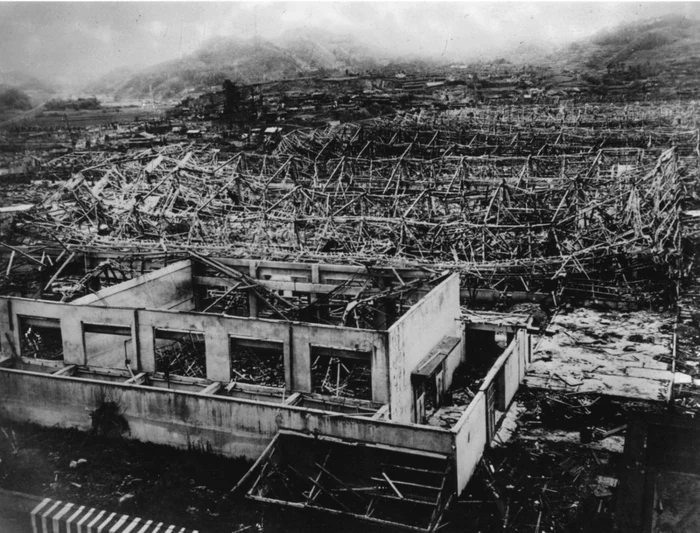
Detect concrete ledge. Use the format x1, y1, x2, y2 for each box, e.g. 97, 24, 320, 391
0, 367, 455, 461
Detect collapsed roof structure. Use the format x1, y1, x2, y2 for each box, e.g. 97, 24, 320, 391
0, 101, 696, 531
4, 104, 688, 307
0, 250, 535, 530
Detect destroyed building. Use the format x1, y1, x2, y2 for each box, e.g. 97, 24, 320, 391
0, 250, 535, 530
1, 99, 698, 532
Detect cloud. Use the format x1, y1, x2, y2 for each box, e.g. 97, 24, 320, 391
0, 2, 698, 88
149, 20, 168, 38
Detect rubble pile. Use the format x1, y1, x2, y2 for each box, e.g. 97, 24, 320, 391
154, 333, 207, 379
1, 102, 689, 305
311, 356, 372, 400
230, 345, 285, 388
525, 308, 678, 401
451, 389, 664, 532
282, 103, 698, 160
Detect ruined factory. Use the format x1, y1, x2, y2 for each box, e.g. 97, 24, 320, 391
2, 9, 700, 533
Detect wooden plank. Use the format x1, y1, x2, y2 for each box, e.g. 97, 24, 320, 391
0, 242, 45, 265
371, 476, 440, 492
248, 494, 431, 532
371, 405, 390, 420
310, 345, 371, 361
18, 356, 62, 369
44, 252, 77, 291
191, 253, 293, 321
369, 492, 435, 507
124, 372, 147, 384
381, 472, 404, 499
198, 382, 222, 395
215, 256, 432, 280
314, 462, 367, 502
231, 337, 284, 352
74, 367, 131, 379
232, 433, 282, 494
53, 365, 76, 376
284, 392, 302, 405
286, 464, 352, 512
463, 322, 522, 333
83, 323, 132, 336
5, 250, 15, 277
381, 463, 445, 476
0, 204, 34, 213
413, 336, 461, 378
154, 328, 205, 341
307, 451, 332, 502
194, 275, 375, 297
17, 316, 60, 329
202, 283, 244, 312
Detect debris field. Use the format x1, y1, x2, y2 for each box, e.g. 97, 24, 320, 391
1, 91, 700, 533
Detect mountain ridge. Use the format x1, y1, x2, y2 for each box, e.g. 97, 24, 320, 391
86, 32, 389, 100
73, 14, 700, 100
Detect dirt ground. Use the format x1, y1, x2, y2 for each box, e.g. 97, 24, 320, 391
652, 471, 700, 533
0, 385, 668, 533
0, 418, 257, 532
0, 418, 414, 533
445, 388, 668, 533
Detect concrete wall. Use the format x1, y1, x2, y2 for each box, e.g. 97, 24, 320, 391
0, 292, 534, 498
387, 274, 463, 423
1, 298, 137, 368
452, 330, 531, 493
136, 309, 292, 382
291, 323, 389, 403
504, 329, 529, 406
137, 310, 389, 400
1, 296, 389, 402
452, 391, 487, 493
1, 269, 463, 418
0, 368, 454, 460
71, 260, 194, 311
82, 330, 132, 369
478, 330, 529, 408
58, 260, 194, 368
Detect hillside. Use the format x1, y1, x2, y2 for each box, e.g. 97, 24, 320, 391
85, 14, 700, 102
277, 28, 387, 71
88, 32, 384, 101
552, 14, 700, 96
0, 70, 56, 103
578, 14, 699, 69
0, 86, 32, 111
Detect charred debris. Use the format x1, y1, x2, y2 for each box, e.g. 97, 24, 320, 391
1, 66, 700, 533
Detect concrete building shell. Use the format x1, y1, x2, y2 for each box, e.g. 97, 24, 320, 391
0, 255, 532, 530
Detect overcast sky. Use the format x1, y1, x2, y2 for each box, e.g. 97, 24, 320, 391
1, 1, 699, 87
